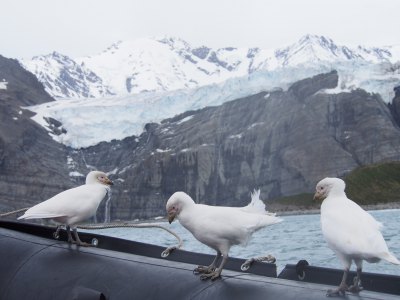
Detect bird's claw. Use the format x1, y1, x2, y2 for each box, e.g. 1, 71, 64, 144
348, 285, 363, 294
193, 265, 215, 275
199, 271, 221, 281
347, 276, 362, 294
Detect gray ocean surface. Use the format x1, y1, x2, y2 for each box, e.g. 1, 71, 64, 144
87, 209, 400, 276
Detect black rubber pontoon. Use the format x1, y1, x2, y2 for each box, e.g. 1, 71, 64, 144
0, 221, 399, 300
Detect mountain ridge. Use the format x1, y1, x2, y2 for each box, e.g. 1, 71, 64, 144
21, 34, 400, 99
2, 54, 400, 220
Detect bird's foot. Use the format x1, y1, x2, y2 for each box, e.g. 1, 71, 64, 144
193, 265, 215, 275
199, 270, 221, 281
326, 284, 348, 297
348, 276, 363, 294
348, 284, 363, 294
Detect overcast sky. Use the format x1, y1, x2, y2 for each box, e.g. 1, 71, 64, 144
1, 0, 399, 59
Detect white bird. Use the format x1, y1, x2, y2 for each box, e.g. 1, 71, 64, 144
18, 171, 113, 246
166, 190, 282, 280
314, 177, 400, 296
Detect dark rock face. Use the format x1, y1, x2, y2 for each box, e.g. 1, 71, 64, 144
76, 71, 400, 220
1, 57, 400, 220
0, 55, 54, 106
0, 55, 73, 211
389, 86, 400, 127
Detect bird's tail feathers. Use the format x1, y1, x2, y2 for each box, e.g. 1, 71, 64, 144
257, 214, 283, 227
381, 252, 400, 265
241, 189, 276, 215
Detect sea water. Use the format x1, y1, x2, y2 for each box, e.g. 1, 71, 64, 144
87, 209, 400, 275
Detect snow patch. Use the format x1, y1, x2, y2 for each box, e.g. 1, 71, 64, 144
0, 80, 8, 90
107, 168, 119, 175
176, 115, 194, 124
229, 134, 243, 139
248, 122, 265, 130
69, 171, 84, 177
156, 148, 171, 153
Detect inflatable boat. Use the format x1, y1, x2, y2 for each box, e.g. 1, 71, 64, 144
0, 220, 399, 300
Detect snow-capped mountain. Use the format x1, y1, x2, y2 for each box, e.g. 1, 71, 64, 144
275, 35, 396, 66
22, 35, 400, 99
22, 52, 114, 98
21, 35, 400, 149
75, 37, 245, 95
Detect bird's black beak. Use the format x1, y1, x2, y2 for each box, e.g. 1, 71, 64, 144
168, 212, 175, 224
313, 191, 323, 201
105, 177, 114, 186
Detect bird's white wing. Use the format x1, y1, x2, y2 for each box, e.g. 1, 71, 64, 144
322, 196, 388, 259
18, 185, 107, 221
181, 204, 281, 248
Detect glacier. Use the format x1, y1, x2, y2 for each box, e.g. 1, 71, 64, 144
21, 34, 400, 149
27, 61, 400, 149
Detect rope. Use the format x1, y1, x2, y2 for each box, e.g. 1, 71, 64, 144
77, 222, 183, 257
0, 207, 29, 217
240, 254, 276, 271
0, 207, 182, 257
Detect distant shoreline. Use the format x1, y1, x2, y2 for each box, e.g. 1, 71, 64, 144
274, 202, 400, 217
144, 202, 400, 222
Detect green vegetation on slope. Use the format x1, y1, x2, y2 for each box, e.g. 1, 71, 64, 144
269, 161, 400, 211
268, 193, 317, 212
344, 161, 400, 205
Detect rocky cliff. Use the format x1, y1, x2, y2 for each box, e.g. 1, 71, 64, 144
1, 55, 400, 220
0, 55, 74, 211
389, 85, 400, 126
73, 71, 400, 220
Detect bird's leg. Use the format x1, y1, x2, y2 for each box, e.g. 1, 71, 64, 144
194, 251, 221, 274
66, 225, 75, 244
348, 267, 363, 294
72, 228, 92, 247
200, 254, 228, 281
326, 269, 349, 297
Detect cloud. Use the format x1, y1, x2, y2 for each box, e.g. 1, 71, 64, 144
1, 0, 399, 59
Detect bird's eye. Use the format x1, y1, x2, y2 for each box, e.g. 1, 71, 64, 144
319, 186, 324, 190
172, 206, 176, 209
